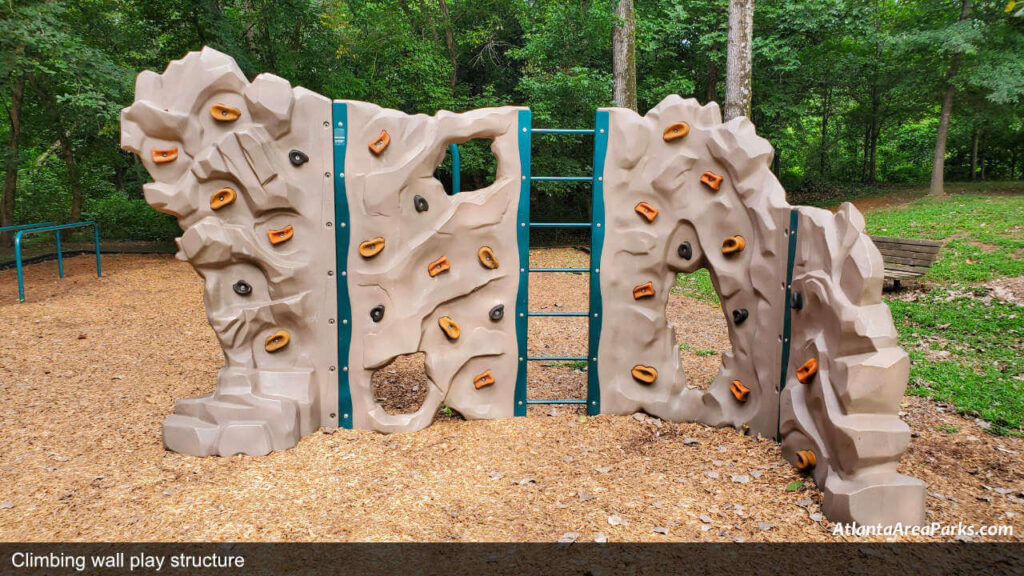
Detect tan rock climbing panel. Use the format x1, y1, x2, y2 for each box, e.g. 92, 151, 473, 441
151, 147, 177, 164
700, 171, 723, 191
209, 187, 236, 211
358, 237, 386, 258
631, 365, 658, 384
428, 256, 451, 277
634, 202, 658, 223
264, 330, 290, 353
662, 122, 690, 142
209, 103, 241, 122
632, 281, 655, 300
368, 129, 390, 155
473, 370, 495, 390
477, 246, 499, 269
796, 358, 818, 384
721, 235, 745, 255
438, 316, 460, 340
267, 225, 294, 245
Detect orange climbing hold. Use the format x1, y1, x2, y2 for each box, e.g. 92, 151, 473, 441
358, 237, 385, 258
632, 281, 655, 300
473, 370, 495, 390
438, 316, 460, 340
663, 121, 690, 142
477, 246, 499, 269
368, 130, 391, 155
264, 329, 290, 353
797, 357, 819, 384
209, 103, 241, 122
634, 202, 658, 223
267, 225, 294, 245
795, 450, 817, 471
151, 147, 178, 164
209, 187, 236, 211
730, 380, 751, 402
631, 365, 658, 384
700, 171, 723, 191
428, 256, 451, 277
722, 235, 746, 255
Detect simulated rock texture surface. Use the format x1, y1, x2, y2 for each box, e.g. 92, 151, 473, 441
121, 48, 337, 456
342, 102, 523, 433
123, 49, 923, 527
597, 96, 924, 526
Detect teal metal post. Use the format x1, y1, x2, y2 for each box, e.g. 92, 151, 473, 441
449, 144, 461, 194
13, 221, 101, 302
514, 109, 532, 416
333, 102, 354, 429
587, 110, 609, 415
776, 208, 800, 439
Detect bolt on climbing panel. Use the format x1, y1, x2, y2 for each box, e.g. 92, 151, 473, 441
513, 110, 608, 416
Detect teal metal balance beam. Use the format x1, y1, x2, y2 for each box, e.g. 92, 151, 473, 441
13, 221, 101, 302
0, 222, 55, 233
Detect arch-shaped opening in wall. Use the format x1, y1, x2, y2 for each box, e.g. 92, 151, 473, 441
371, 352, 431, 415
433, 139, 497, 194
671, 268, 732, 391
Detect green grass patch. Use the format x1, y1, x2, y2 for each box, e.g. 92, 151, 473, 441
935, 424, 959, 434
864, 193, 1024, 284
889, 289, 1023, 435
673, 268, 719, 305
550, 360, 588, 371
680, 342, 717, 357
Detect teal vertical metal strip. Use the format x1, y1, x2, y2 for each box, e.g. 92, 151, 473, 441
448, 144, 461, 195
333, 102, 353, 429
776, 208, 800, 440
587, 111, 609, 416
514, 109, 532, 417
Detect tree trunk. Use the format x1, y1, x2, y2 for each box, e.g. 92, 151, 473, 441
970, 128, 979, 180
930, 0, 971, 195
705, 60, 718, 104
819, 86, 831, 177
30, 74, 83, 222
1, 73, 25, 245
437, 0, 457, 91
724, 0, 754, 121
612, 0, 637, 111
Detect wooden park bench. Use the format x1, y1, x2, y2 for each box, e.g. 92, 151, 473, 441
869, 235, 943, 290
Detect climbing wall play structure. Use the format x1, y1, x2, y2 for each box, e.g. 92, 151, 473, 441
121, 48, 925, 527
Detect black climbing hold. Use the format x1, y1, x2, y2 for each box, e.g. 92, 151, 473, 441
414, 195, 429, 213
370, 305, 385, 323
732, 308, 748, 324
289, 150, 309, 166
232, 280, 252, 296
489, 304, 504, 321
677, 241, 693, 260
790, 291, 804, 310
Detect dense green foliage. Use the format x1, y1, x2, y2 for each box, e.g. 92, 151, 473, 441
1, 0, 1022, 239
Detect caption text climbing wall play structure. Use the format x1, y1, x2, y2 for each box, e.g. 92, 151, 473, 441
121, 48, 925, 527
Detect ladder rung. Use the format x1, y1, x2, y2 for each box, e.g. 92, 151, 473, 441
531, 128, 595, 134
531, 176, 591, 182
528, 355, 588, 361
529, 267, 589, 273
528, 312, 588, 317
529, 222, 591, 228
526, 399, 588, 405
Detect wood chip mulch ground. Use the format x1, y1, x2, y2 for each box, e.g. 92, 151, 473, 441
0, 250, 1020, 542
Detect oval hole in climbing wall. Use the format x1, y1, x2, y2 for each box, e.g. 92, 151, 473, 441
371, 352, 431, 415
671, 268, 731, 390
433, 139, 497, 194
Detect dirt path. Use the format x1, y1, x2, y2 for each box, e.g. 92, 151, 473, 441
0, 252, 1020, 541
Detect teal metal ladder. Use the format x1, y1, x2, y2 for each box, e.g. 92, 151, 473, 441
514, 109, 609, 416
